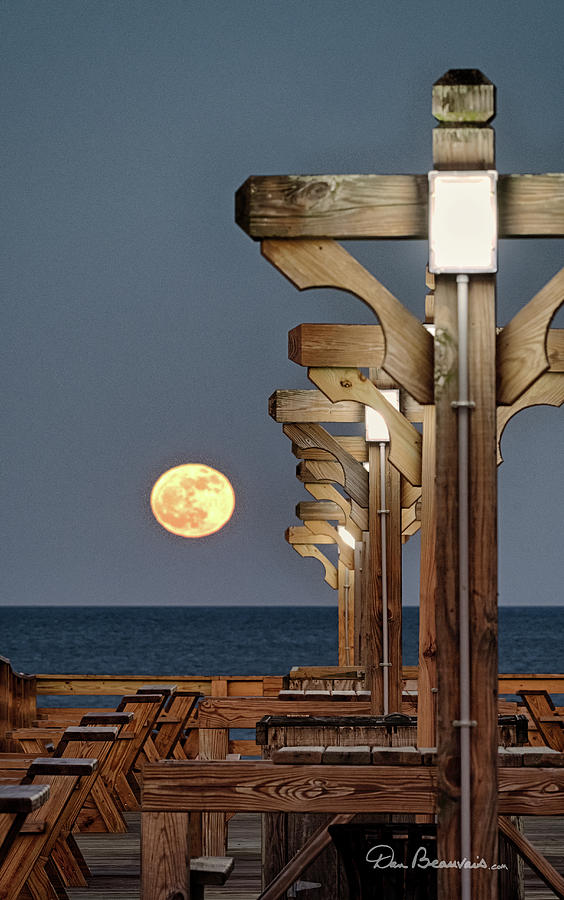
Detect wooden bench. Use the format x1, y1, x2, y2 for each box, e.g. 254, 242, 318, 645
0, 755, 99, 900
519, 689, 564, 751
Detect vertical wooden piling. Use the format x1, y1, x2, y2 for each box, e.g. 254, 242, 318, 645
433, 70, 498, 900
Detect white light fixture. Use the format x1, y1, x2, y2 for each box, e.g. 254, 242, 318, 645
364, 389, 400, 443
337, 525, 356, 549
428, 170, 498, 274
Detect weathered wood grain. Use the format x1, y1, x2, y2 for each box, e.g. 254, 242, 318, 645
197, 699, 388, 729
295, 501, 346, 523
289, 323, 385, 367
498, 267, 564, 404
141, 761, 564, 815
263, 239, 433, 402
291, 434, 368, 462
309, 367, 422, 485
283, 423, 369, 507
142, 761, 437, 814
305, 482, 367, 534
304, 521, 354, 571
140, 811, 189, 900
236, 173, 564, 238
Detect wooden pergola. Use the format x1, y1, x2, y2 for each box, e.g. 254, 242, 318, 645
141, 70, 564, 900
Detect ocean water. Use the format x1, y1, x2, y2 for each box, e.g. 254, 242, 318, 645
1, 605, 562, 680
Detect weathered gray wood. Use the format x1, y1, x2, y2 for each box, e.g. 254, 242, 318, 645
0, 784, 50, 813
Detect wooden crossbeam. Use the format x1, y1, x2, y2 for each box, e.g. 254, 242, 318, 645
236, 173, 564, 239
498, 815, 564, 898
141, 760, 564, 815
289, 323, 385, 367
290, 321, 564, 378
270, 387, 423, 424
262, 239, 433, 402
295, 500, 345, 523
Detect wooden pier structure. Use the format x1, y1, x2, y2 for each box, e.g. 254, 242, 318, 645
0, 70, 563, 899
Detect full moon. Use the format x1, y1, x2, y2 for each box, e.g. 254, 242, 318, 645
150, 464, 235, 538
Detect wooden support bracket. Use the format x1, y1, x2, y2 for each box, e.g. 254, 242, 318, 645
262, 238, 433, 403
308, 367, 422, 486
290, 543, 338, 589
497, 372, 564, 463
283, 423, 369, 508
497, 267, 564, 404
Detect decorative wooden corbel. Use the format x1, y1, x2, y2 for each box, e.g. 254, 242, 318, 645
497, 372, 564, 464
261, 238, 433, 404
497, 267, 564, 404
283, 423, 369, 508
287, 542, 338, 589
304, 481, 367, 537
303, 520, 355, 571
308, 367, 422, 486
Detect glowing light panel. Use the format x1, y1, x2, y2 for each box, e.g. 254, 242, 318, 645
150, 463, 235, 538
428, 170, 498, 274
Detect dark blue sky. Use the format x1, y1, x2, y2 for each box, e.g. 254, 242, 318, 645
2, 1, 562, 607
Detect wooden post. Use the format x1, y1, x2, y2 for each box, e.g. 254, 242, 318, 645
141, 810, 190, 900
433, 69, 498, 900
417, 404, 437, 752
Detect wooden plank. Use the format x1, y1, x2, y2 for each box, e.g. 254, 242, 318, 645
288, 323, 385, 367
309, 367, 422, 485
497, 267, 564, 403
36, 675, 268, 697
200, 728, 229, 856
142, 760, 564, 815
0, 784, 50, 813
140, 811, 190, 900
283, 423, 369, 507
197, 699, 392, 729
497, 372, 564, 463
290, 543, 338, 589
142, 761, 437, 814
262, 238, 433, 402
236, 172, 564, 239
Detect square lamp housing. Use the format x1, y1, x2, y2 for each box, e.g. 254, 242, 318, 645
365, 389, 400, 443
428, 170, 498, 274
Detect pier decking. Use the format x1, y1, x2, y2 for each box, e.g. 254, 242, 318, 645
67, 813, 563, 900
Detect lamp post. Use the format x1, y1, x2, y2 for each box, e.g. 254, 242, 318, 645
431, 70, 499, 900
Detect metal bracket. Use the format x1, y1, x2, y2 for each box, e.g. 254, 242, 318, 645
377, 508, 390, 515
452, 719, 477, 728
451, 400, 476, 408
287, 881, 322, 897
